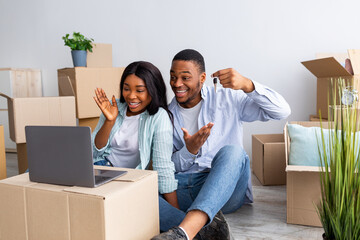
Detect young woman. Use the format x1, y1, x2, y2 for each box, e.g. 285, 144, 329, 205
92, 61, 178, 207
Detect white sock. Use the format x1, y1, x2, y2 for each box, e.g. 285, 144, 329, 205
179, 226, 190, 240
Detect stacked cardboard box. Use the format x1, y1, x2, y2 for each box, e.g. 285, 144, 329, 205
284, 121, 329, 227
252, 134, 286, 185
0, 125, 6, 179
0, 166, 160, 240
58, 44, 125, 131
0, 93, 76, 173
0, 68, 42, 151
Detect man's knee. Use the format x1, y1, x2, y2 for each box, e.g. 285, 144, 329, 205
212, 145, 248, 168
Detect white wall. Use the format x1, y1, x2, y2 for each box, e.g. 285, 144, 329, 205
1, 0, 360, 158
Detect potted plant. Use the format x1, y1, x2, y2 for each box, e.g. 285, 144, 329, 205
62, 32, 94, 67
317, 78, 360, 240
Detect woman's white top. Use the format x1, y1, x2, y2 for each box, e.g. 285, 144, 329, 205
107, 113, 141, 168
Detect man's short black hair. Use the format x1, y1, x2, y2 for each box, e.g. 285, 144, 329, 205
172, 49, 205, 73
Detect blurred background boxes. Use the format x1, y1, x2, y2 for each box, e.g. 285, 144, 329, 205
252, 134, 286, 185
0, 68, 42, 151
57, 67, 124, 131
87, 43, 113, 68
58, 43, 125, 131
0, 125, 6, 180
0, 94, 76, 173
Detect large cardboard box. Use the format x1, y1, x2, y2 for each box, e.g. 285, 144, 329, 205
252, 134, 286, 185
57, 67, 124, 119
0, 94, 76, 144
0, 125, 6, 179
87, 43, 113, 68
302, 49, 360, 119
0, 167, 159, 240
285, 121, 330, 227
0, 68, 42, 151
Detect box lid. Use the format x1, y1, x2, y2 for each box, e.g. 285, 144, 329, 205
0, 172, 35, 187
302, 49, 360, 77
0, 168, 156, 199
63, 167, 155, 198
302, 57, 352, 78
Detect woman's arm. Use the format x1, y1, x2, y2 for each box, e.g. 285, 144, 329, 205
163, 191, 179, 209
94, 119, 115, 149
150, 109, 178, 196
93, 88, 119, 149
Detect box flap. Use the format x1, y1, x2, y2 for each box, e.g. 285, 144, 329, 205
0, 92, 11, 100
348, 49, 360, 75
58, 75, 75, 96
63, 167, 155, 197
0, 172, 36, 187
302, 57, 352, 78
94, 166, 153, 182
286, 165, 321, 172
316, 53, 348, 63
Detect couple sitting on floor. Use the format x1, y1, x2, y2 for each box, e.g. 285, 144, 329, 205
92, 49, 291, 240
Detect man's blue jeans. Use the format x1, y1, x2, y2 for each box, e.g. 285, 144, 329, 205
159, 145, 251, 232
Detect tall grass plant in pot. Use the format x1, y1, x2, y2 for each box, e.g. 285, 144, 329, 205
62, 32, 94, 67
317, 78, 360, 240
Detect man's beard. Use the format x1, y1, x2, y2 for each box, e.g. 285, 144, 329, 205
177, 81, 201, 106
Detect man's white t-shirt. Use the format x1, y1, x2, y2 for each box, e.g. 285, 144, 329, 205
178, 101, 202, 135
107, 114, 141, 168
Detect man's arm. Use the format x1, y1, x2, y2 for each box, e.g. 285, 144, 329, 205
212, 68, 291, 121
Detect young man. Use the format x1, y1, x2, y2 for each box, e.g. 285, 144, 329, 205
152, 49, 291, 240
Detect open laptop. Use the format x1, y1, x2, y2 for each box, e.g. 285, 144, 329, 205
25, 126, 127, 188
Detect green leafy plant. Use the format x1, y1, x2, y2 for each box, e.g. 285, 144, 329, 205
317, 78, 360, 240
62, 32, 94, 52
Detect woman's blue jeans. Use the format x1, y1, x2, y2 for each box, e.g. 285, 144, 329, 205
159, 145, 251, 232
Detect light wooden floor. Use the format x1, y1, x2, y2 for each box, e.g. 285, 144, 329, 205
5, 153, 324, 240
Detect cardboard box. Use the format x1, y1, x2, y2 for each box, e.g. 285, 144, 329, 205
87, 43, 113, 67
285, 121, 330, 227
329, 106, 360, 127
252, 134, 286, 185
79, 117, 100, 132
0, 167, 159, 240
57, 67, 124, 119
16, 143, 27, 174
0, 109, 16, 151
0, 125, 6, 179
0, 94, 77, 144
302, 49, 360, 119
0, 68, 42, 151
0, 68, 42, 109
309, 114, 321, 121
